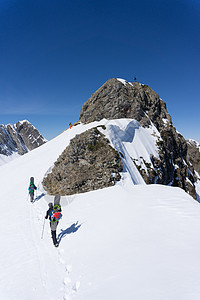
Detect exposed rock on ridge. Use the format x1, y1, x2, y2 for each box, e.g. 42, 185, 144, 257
79, 78, 172, 131
0, 120, 46, 156
42, 127, 123, 195
79, 78, 197, 199
187, 140, 200, 177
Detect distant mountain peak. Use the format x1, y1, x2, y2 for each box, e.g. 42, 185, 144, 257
0, 120, 47, 165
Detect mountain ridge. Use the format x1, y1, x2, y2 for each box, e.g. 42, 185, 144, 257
43, 78, 200, 199
0, 120, 47, 165
1, 117, 200, 299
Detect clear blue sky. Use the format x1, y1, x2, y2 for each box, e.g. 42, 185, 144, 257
0, 0, 199, 141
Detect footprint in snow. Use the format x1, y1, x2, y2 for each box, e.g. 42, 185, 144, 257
64, 277, 72, 285
72, 281, 80, 292
65, 265, 72, 273
59, 257, 66, 264
58, 248, 66, 264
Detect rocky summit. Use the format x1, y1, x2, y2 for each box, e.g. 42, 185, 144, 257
42, 127, 123, 195
79, 78, 199, 199
79, 78, 172, 130
0, 120, 46, 157
43, 78, 200, 199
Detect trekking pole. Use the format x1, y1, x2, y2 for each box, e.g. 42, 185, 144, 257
41, 218, 46, 239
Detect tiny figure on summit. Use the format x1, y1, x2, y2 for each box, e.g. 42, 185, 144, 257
45, 195, 62, 247
28, 177, 37, 202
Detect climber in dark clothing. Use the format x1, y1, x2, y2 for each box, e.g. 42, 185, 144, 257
45, 202, 53, 220
28, 180, 37, 202
45, 202, 61, 247
50, 220, 59, 247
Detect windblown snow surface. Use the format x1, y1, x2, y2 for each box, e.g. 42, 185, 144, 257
1, 119, 200, 300
0, 152, 20, 166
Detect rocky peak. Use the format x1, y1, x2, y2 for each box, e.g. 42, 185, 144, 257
0, 120, 46, 157
79, 78, 172, 131
78, 78, 198, 199
15, 120, 46, 151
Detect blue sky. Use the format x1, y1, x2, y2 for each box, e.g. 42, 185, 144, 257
0, 0, 199, 141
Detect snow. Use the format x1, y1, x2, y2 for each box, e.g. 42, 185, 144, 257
97, 119, 159, 185
18, 119, 30, 124
117, 78, 133, 86
1, 119, 200, 299
162, 118, 170, 126
188, 139, 200, 151
0, 152, 20, 166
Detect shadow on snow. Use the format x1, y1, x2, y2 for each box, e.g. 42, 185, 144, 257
58, 221, 81, 244
34, 193, 46, 202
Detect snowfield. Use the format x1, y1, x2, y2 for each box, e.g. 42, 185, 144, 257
1, 119, 200, 300
0, 152, 20, 166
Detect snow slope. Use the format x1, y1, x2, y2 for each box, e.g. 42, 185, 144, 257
1, 120, 200, 300
0, 152, 20, 166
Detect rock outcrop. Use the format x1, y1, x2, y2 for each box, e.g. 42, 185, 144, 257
79, 79, 172, 130
79, 78, 198, 199
0, 120, 46, 156
41, 78, 199, 199
42, 127, 123, 195
187, 140, 200, 177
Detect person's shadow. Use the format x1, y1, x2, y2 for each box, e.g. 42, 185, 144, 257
34, 193, 45, 202
58, 221, 81, 244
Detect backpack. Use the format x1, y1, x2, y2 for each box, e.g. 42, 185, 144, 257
51, 204, 62, 222
29, 183, 35, 193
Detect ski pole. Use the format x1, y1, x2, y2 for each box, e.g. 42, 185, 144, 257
41, 218, 46, 239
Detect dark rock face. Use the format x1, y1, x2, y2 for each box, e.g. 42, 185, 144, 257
42, 127, 123, 195
0, 120, 46, 156
187, 140, 200, 176
79, 79, 172, 130
79, 78, 198, 199
15, 121, 46, 151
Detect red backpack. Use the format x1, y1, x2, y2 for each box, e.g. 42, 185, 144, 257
51, 205, 62, 222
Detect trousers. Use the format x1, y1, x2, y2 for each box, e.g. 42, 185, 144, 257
51, 230, 57, 245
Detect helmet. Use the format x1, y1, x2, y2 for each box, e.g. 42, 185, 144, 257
48, 202, 53, 207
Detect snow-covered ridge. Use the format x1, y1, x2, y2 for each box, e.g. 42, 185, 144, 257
1, 119, 200, 299
43, 118, 200, 199
41, 118, 161, 189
